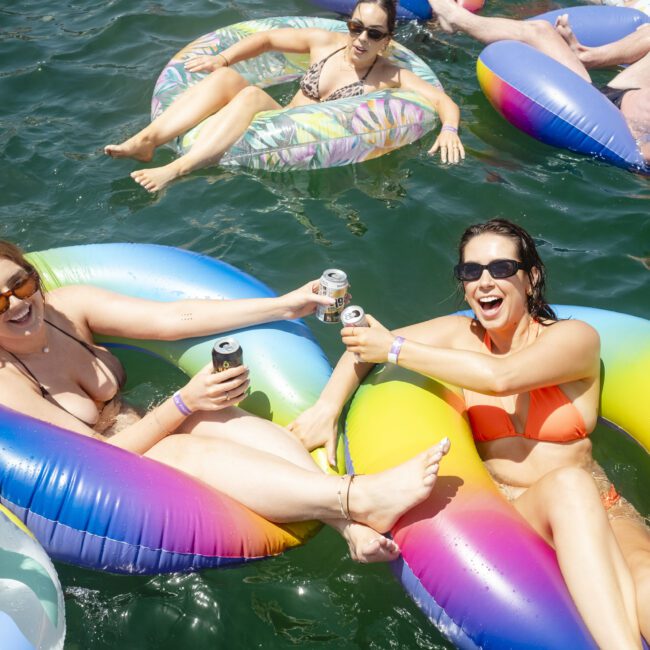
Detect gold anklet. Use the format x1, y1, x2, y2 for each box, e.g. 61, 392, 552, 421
337, 474, 355, 520
346, 474, 355, 522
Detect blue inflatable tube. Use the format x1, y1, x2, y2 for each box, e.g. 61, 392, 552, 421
311, 0, 485, 19
0, 244, 333, 574
531, 5, 649, 46
311, 0, 434, 21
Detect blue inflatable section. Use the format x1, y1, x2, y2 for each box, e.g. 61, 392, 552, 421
311, 0, 432, 21
478, 6, 649, 173
531, 6, 649, 47
478, 41, 646, 171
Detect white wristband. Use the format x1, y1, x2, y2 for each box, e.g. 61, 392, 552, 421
387, 336, 405, 364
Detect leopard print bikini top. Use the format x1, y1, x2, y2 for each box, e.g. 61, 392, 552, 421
299, 46, 379, 102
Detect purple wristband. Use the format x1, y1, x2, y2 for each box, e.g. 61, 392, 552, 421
387, 336, 405, 364
441, 124, 458, 134
172, 391, 193, 416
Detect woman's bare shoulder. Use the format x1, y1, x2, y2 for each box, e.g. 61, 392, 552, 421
541, 318, 600, 348
45, 285, 94, 317
308, 29, 348, 50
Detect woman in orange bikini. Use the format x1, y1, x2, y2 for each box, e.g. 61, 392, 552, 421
104, 0, 464, 192
289, 219, 650, 649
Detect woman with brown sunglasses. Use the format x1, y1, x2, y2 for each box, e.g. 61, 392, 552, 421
290, 218, 649, 649
0, 240, 451, 565
105, 0, 464, 192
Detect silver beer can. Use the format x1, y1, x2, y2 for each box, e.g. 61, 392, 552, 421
316, 269, 348, 323
341, 305, 368, 328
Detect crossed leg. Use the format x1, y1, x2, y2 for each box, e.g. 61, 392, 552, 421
105, 67, 250, 161
427, 0, 591, 82
144, 406, 451, 563
105, 67, 282, 192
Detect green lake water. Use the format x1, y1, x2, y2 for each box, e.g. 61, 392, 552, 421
1, 0, 648, 647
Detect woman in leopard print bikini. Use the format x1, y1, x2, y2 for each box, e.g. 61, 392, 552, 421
105, 0, 464, 192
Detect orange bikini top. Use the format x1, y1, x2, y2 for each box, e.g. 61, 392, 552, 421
465, 326, 588, 443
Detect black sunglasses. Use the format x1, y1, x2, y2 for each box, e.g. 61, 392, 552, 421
454, 259, 527, 282
346, 20, 389, 41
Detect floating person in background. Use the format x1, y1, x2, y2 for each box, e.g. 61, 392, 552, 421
105, 0, 464, 192
426, 0, 650, 164
290, 219, 650, 648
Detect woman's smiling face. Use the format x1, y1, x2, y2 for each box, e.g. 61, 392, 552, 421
347, 3, 390, 63
461, 233, 533, 330
0, 257, 44, 342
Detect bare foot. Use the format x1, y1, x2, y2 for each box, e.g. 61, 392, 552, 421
554, 14, 589, 61
428, 0, 462, 33
341, 522, 400, 563
104, 134, 156, 162
130, 163, 182, 192
350, 437, 451, 533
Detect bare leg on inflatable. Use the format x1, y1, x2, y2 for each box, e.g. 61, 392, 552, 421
104, 67, 251, 162
513, 466, 643, 650
144, 408, 451, 562
611, 517, 650, 643
555, 19, 650, 69
130, 85, 282, 192
427, 0, 592, 82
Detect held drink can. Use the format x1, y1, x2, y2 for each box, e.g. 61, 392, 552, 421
212, 337, 244, 372
341, 305, 368, 328
316, 269, 348, 323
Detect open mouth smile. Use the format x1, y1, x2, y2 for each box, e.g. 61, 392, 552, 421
478, 296, 503, 315
7, 303, 32, 325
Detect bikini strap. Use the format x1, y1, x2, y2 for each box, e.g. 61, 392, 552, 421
360, 55, 379, 81
3, 349, 49, 398
323, 46, 346, 63
44, 318, 100, 357
2, 319, 99, 397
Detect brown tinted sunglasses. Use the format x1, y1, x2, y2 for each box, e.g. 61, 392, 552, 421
0, 271, 40, 314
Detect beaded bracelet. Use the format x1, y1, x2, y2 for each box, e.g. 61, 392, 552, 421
441, 124, 458, 134
218, 52, 230, 66
172, 391, 193, 416
387, 336, 405, 365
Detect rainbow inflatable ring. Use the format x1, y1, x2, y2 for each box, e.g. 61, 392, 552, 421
344, 305, 649, 649
0, 505, 66, 650
151, 16, 441, 172
0, 243, 333, 574
477, 6, 650, 173
310, 0, 485, 21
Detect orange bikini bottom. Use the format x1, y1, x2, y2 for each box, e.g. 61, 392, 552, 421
490, 462, 648, 527
600, 484, 621, 510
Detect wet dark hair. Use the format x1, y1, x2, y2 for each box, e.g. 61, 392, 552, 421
354, 0, 397, 34
457, 219, 557, 324
0, 240, 37, 277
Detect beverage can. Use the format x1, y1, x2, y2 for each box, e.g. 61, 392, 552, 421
212, 337, 244, 372
341, 305, 368, 327
316, 269, 348, 323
